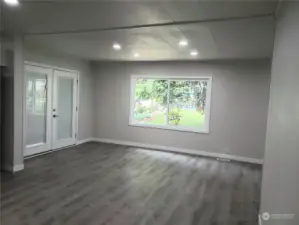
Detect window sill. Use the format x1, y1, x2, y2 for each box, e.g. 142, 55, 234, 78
129, 123, 209, 134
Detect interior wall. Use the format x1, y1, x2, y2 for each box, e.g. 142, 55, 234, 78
13, 35, 25, 170
1, 34, 14, 171
260, 2, 299, 225
24, 48, 96, 142
92, 60, 271, 160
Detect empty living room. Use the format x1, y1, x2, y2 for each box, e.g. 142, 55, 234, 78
0, 0, 298, 225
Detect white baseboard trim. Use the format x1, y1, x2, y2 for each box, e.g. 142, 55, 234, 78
91, 138, 263, 165
13, 164, 24, 172
76, 138, 94, 145
2, 164, 24, 172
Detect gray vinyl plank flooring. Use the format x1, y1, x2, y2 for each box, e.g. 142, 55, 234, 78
1, 142, 262, 225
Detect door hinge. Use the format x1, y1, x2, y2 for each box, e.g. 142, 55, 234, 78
77, 80, 78, 84
76, 106, 78, 111
75, 133, 77, 138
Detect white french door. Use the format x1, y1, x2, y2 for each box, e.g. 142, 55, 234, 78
52, 70, 77, 149
25, 65, 53, 156
24, 64, 78, 156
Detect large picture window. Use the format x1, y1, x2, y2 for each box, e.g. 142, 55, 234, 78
130, 75, 212, 133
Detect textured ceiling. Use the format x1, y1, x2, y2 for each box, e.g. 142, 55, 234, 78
2, 0, 277, 61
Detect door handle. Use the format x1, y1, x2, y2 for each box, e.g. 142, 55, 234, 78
53, 114, 59, 118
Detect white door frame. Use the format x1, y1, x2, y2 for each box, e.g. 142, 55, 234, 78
23, 61, 80, 157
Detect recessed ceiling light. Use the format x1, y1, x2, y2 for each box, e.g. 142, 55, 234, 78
179, 40, 188, 46
133, 53, 140, 58
4, 0, 19, 6
190, 50, 198, 56
112, 43, 122, 50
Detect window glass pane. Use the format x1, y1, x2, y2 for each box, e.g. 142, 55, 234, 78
169, 80, 207, 129
34, 80, 47, 114
57, 77, 73, 140
133, 79, 168, 125
26, 73, 47, 146
27, 79, 34, 113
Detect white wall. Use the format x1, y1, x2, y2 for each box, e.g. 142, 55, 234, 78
260, 2, 299, 225
92, 60, 271, 160
24, 48, 96, 141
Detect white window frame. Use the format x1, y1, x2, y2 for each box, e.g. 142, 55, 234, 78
129, 75, 212, 133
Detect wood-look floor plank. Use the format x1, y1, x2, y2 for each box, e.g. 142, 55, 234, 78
1, 142, 262, 225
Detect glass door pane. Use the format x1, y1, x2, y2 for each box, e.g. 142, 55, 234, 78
57, 77, 73, 140
26, 73, 47, 146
